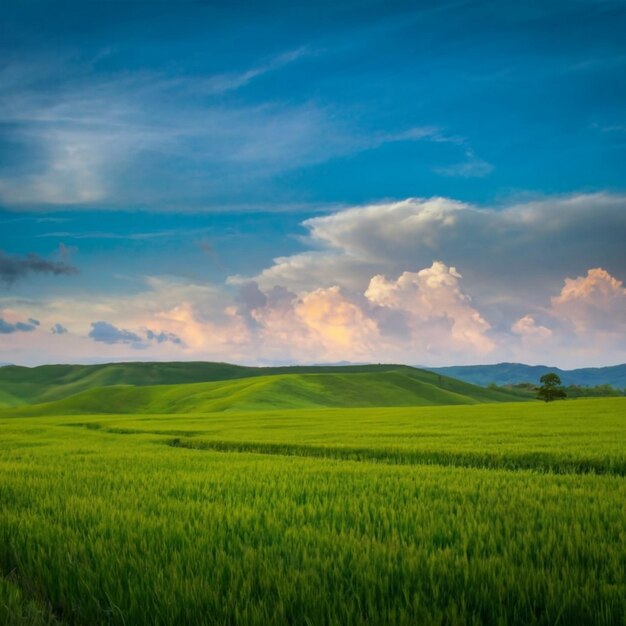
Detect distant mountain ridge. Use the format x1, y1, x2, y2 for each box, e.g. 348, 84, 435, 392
427, 363, 626, 389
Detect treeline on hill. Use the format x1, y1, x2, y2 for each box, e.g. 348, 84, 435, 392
487, 381, 626, 398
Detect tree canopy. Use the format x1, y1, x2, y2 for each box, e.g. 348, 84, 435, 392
537, 373, 567, 402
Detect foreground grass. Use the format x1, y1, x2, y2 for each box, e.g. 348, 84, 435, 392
0, 399, 624, 625
0, 575, 58, 626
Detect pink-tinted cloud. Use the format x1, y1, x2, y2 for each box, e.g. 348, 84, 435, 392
509, 267, 626, 366
365, 262, 494, 354
511, 315, 552, 342
296, 286, 380, 360
551, 268, 626, 334
4, 264, 625, 367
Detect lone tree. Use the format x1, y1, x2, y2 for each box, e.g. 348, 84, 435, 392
537, 373, 567, 402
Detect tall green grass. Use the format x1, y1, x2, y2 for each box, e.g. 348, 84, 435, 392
0, 575, 58, 625
0, 398, 624, 625
52, 398, 626, 474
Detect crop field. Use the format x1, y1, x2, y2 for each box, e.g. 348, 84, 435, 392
0, 366, 624, 625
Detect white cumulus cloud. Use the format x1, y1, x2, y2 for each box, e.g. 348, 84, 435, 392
365, 262, 494, 354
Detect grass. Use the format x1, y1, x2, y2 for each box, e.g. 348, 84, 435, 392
4, 372, 525, 417
45, 398, 626, 474
0, 362, 523, 407
0, 390, 624, 625
0, 575, 58, 626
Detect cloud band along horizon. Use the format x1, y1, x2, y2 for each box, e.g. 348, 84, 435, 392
1, 193, 624, 367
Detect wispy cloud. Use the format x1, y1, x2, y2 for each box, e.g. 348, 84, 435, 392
0, 51, 488, 210
38, 227, 215, 241
0, 249, 78, 285
591, 122, 626, 134
434, 149, 494, 178
201, 47, 313, 94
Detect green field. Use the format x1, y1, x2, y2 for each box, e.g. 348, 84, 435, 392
0, 364, 624, 625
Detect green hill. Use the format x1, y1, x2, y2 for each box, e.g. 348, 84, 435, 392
1, 364, 524, 415
0, 361, 254, 406
0, 361, 521, 408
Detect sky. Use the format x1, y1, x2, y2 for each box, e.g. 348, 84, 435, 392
1, 0, 625, 368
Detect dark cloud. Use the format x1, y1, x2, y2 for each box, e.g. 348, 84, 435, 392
235, 282, 299, 330
0, 317, 38, 334
88, 321, 143, 346
235, 281, 268, 328
238, 282, 269, 310
51, 323, 68, 335
146, 329, 184, 346
88, 321, 184, 349
0, 250, 78, 286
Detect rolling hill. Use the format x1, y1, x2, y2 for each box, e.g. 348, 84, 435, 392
0, 362, 524, 414
428, 362, 626, 388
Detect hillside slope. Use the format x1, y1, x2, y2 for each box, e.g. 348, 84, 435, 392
4, 369, 524, 416
0, 361, 521, 408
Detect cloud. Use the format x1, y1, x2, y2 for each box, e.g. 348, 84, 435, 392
88, 319, 185, 350
550, 268, 626, 335
511, 314, 552, 342
222, 261, 494, 363
0, 55, 335, 208
39, 228, 215, 241
51, 323, 68, 335
146, 329, 184, 346
296, 286, 380, 358
0, 54, 487, 211
433, 149, 494, 178
509, 267, 626, 363
0, 317, 39, 334
591, 122, 626, 134
233, 281, 272, 329
1, 193, 625, 367
160, 263, 623, 366
1, 262, 624, 367
224, 281, 379, 362
202, 47, 312, 94
0, 250, 78, 285
88, 321, 144, 346
365, 262, 494, 354
0, 128, 111, 205
253, 193, 626, 318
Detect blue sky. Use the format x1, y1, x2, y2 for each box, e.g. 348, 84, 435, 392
1, 0, 625, 367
